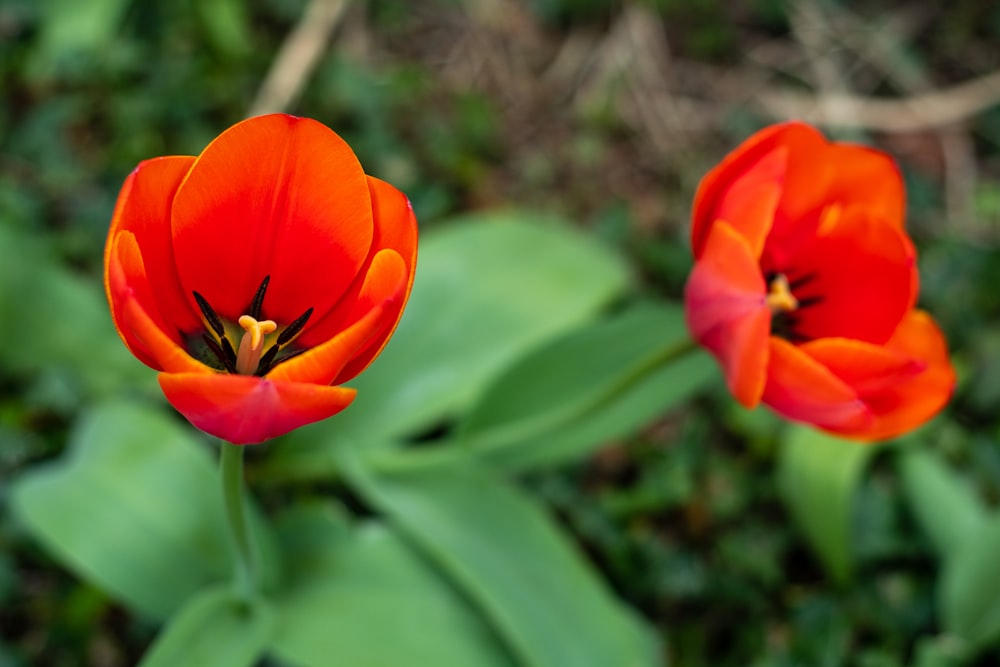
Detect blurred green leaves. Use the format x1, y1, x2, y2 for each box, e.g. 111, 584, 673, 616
777, 426, 876, 584
9, 402, 233, 619
270, 506, 514, 667
348, 460, 661, 667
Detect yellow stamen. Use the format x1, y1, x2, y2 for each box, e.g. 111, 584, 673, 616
766, 274, 799, 313
236, 315, 277, 375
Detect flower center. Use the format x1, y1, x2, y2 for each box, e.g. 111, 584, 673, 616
236, 315, 277, 375
190, 275, 314, 376
765, 271, 824, 343
766, 274, 799, 313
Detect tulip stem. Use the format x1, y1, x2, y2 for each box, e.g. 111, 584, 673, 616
220, 441, 256, 602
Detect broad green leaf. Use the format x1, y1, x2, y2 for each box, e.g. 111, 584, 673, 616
0, 225, 153, 400
776, 426, 875, 584
940, 516, 1000, 651
266, 213, 631, 480
36, 0, 131, 63
454, 303, 715, 472
269, 504, 514, 667
9, 401, 273, 619
139, 588, 273, 667
911, 635, 970, 667
898, 449, 988, 559
348, 461, 662, 667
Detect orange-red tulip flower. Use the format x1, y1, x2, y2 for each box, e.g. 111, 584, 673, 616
105, 114, 417, 444
685, 121, 954, 441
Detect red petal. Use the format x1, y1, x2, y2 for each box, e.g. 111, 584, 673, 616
762, 337, 873, 433
823, 143, 905, 229
788, 207, 916, 343
105, 156, 201, 337
159, 372, 356, 444
692, 145, 786, 261
170, 114, 373, 327
267, 287, 398, 386
333, 249, 409, 384
107, 231, 209, 373
799, 337, 924, 397
684, 221, 770, 407
296, 175, 417, 348
693, 122, 825, 258
850, 310, 955, 441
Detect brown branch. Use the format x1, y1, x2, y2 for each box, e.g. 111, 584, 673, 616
756, 69, 1000, 132
248, 0, 348, 117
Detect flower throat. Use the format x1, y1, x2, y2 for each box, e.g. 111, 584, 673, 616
189, 275, 313, 376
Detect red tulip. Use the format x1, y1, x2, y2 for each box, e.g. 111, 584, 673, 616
685, 121, 954, 441
105, 114, 417, 444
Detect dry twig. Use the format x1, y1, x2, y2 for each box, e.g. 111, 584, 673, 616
248, 0, 348, 117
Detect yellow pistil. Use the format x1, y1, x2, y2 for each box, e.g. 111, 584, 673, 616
236, 315, 277, 375
766, 274, 799, 313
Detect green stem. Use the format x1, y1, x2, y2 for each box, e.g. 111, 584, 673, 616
220, 441, 256, 601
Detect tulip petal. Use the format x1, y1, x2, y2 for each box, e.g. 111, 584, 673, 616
159, 372, 357, 445
333, 248, 409, 384
108, 231, 210, 374
823, 144, 905, 229
267, 250, 406, 384
296, 176, 417, 349
105, 156, 201, 335
692, 145, 786, 261
762, 337, 873, 434
788, 207, 916, 343
852, 310, 955, 441
170, 114, 373, 328
685, 221, 769, 407
693, 122, 825, 258
799, 337, 924, 397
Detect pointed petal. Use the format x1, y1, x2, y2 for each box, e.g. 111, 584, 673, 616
693, 121, 825, 258
789, 207, 917, 343
296, 176, 417, 349
158, 372, 357, 445
267, 250, 405, 384
107, 231, 209, 373
852, 310, 955, 441
692, 145, 786, 260
104, 156, 201, 335
333, 248, 409, 384
684, 221, 769, 407
762, 337, 873, 433
170, 114, 373, 326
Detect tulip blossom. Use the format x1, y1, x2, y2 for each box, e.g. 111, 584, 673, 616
105, 114, 417, 444
685, 121, 954, 441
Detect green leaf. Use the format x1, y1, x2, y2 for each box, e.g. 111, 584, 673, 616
36, 0, 131, 64
898, 449, 988, 559
0, 225, 153, 401
269, 504, 514, 667
348, 461, 662, 667
266, 213, 631, 480
939, 515, 1000, 651
454, 302, 714, 472
138, 588, 274, 667
911, 635, 970, 667
776, 426, 876, 584
9, 401, 272, 619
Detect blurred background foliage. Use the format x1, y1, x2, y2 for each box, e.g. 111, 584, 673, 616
3, 0, 1000, 665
